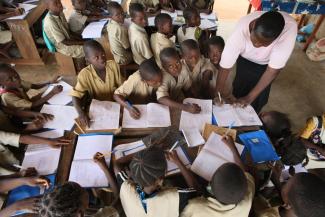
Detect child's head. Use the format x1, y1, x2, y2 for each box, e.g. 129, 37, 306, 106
83, 40, 107, 71
44, 0, 63, 15
160, 47, 182, 77
251, 11, 285, 48
71, 0, 86, 11
281, 173, 325, 217
183, 7, 200, 27
139, 58, 163, 88
181, 39, 200, 68
129, 3, 147, 27
130, 147, 167, 190
206, 36, 225, 66
108, 1, 125, 24
0, 64, 22, 89
40, 182, 89, 217
155, 13, 173, 36
211, 163, 247, 205
276, 135, 307, 166
159, 0, 171, 6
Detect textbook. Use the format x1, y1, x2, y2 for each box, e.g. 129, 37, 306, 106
179, 98, 212, 133
88, 100, 120, 130
22, 129, 64, 175
213, 104, 262, 127
122, 103, 171, 129
68, 133, 113, 187
191, 133, 244, 181
113, 140, 146, 160
239, 130, 280, 163
41, 81, 73, 105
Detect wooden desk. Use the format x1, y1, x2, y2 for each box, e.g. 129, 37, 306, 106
2, 2, 46, 66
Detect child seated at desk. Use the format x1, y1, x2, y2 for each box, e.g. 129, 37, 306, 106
113, 147, 199, 217
128, 3, 153, 65
106, 1, 133, 65
0, 5, 24, 45
70, 40, 123, 128
189, 0, 213, 14
0, 64, 63, 110
177, 7, 202, 44
130, 0, 160, 15
150, 13, 175, 67
206, 36, 224, 71
181, 136, 255, 217
159, 0, 175, 12
113, 58, 162, 119
43, 0, 85, 58
181, 39, 217, 98
157, 47, 201, 114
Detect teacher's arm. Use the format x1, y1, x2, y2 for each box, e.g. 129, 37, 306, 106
216, 66, 232, 95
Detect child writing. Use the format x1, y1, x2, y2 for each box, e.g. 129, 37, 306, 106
43, 0, 85, 58
157, 47, 201, 113
114, 58, 162, 119
128, 3, 153, 65
70, 40, 123, 127
0, 64, 63, 110
150, 13, 175, 67
106, 1, 133, 65
130, 0, 160, 15
177, 7, 201, 44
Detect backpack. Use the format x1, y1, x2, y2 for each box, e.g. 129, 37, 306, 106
308, 116, 325, 160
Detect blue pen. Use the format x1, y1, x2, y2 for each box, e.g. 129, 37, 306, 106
126, 100, 133, 108
225, 121, 235, 136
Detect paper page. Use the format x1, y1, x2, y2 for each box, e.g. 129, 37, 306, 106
200, 12, 217, 20
89, 100, 120, 130
69, 159, 110, 187
40, 105, 78, 130
111, 0, 122, 4
147, 103, 171, 128
122, 105, 147, 128
18, 3, 37, 12
199, 19, 217, 30
82, 20, 107, 39
24, 0, 39, 3
280, 164, 307, 182
212, 104, 238, 127
234, 105, 263, 126
41, 81, 73, 105
148, 16, 155, 27
179, 98, 212, 132
74, 134, 113, 161
167, 147, 191, 175
113, 140, 146, 160
182, 129, 205, 147
27, 129, 65, 152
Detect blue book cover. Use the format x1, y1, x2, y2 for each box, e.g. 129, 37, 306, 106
239, 130, 280, 163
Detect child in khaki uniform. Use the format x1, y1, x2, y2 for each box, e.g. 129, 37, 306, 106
150, 13, 175, 67
43, 0, 85, 58
106, 2, 133, 65
130, 0, 160, 14
157, 48, 201, 114
71, 40, 123, 128
128, 3, 153, 65
177, 7, 201, 44
114, 59, 162, 119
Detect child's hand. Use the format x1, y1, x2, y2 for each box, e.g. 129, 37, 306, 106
50, 76, 62, 84
184, 103, 201, 114
79, 113, 90, 128
13, 197, 40, 213
24, 176, 50, 189
93, 152, 107, 167
233, 95, 253, 108
165, 150, 182, 165
33, 112, 54, 121
19, 167, 38, 177
48, 138, 71, 148
14, 8, 25, 16
24, 118, 46, 132
128, 106, 141, 119
50, 85, 63, 94
222, 135, 236, 150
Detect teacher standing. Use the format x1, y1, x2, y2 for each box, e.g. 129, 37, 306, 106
216, 11, 297, 113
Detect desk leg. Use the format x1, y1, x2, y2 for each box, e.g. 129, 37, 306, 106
303, 15, 325, 52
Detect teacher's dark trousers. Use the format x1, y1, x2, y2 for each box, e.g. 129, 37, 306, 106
232, 56, 271, 113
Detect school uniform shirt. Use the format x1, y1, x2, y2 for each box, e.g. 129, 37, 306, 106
219, 11, 297, 70
107, 19, 133, 65
130, 0, 159, 8
177, 26, 200, 44
68, 9, 88, 35
94, 206, 120, 217
150, 32, 175, 67
128, 22, 153, 65
180, 173, 255, 217
70, 60, 123, 101
117, 171, 197, 217
0, 81, 33, 109
0, 30, 12, 44
44, 12, 84, 58
0, 131, 20, 174
114, 71, 156, 104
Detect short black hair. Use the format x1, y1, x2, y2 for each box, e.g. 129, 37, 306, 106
83, 40, 104, 58
129, 147, 167, 188
262, 111, 291, 142
288, 173, 325, 217
139, 58, 161, 81
129, 3, 144, 18
211, 163, 247, 204
253, 11, 285, 40
183, 6, 199, 22
207, 36, 225, 50
180, 39, 200, 54
277, 135, 307, 166
159, 47, 180, 65
107, 1, 123, 15
154, 13, 172, 28
40, 182, 85, 217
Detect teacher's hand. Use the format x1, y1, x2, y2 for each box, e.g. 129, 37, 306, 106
233, 95, 254, 108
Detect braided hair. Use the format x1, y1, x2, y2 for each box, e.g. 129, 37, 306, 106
130, 147, 167, 188
39, 182, 85, 217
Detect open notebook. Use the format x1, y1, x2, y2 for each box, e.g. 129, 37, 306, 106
213, 104, 262, 127
113, 140, 146, 160
82, 20, 108, 39
22, 129, 64, 175
166, 146, 192, 176
122, 103, 171, 128
191, 133, 244, 181
41, 81, 73, 105
88, 100, 120, 130
69, 133, 113, 187
179, 98, 212, 133
182, 129, 205, 147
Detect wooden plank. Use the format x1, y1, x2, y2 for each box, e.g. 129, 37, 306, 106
303, 15, 325, 51
0, 57, 44, 65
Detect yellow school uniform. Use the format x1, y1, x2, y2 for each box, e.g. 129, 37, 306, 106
94, 206, 120, 217
130, 0, 159, 8
128, 22, 153, 65
107, 19, 133, 65
70, 60, 123, 101
68, 9, 88, 35
0, 81, 33, 109
150, 32, 175, 67
44, 12, 84, 58
177, 26, 200, 44
0, 131, 20, 175
0, 30, 12, 44
180, 173, 255, 217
